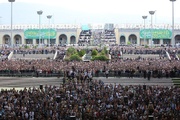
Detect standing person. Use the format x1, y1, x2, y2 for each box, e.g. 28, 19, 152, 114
147, 70, 151, 80
143, 70, 147, 79
105, 69, 109, 79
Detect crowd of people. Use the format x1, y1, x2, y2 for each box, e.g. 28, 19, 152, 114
0, 79, 179, 119
0, 46, 180, 78
0, 57, 180, 78
0, 45, 180, 119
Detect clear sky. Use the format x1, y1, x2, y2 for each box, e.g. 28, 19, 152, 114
0, 0, 180, 25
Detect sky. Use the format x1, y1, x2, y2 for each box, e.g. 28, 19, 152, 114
0, 0, 180, 25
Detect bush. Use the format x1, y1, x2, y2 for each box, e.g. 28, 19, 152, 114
145, 45, 149, 48
70, 54, 81, 61
67, 47, 77, 56
103, 47, 108, 54
92, 55, 108, 61
78, 49, 86, 57
92, 49, 98, 56
127, 41, 131, 45
24, 45, 30, 49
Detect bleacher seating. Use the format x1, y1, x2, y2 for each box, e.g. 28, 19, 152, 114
78, 30, 92, 46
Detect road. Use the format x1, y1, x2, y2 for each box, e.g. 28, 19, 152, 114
0, 77, 173, 90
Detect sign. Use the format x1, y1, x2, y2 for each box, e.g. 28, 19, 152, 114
24, 29, 56, 39
140, 29, 172, 39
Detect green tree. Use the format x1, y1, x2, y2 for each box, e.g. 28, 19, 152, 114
78, 49, 86, 57
91, 49, 98, 56
92, 55, 108, 61
67, 47, 77, 56
70, 54, 81, 61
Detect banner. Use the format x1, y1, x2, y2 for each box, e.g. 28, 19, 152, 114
24, 29, 56, 39
140, 29, 172, 39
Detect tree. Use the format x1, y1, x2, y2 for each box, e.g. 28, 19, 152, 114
70, 54, 81, 61
91, 49, 98, 56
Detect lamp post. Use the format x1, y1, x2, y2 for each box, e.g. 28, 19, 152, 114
37, 10, 43, 46
149, 11, 155, 48
8, 0, 15, 48
0, 16, 2, 24
170, 0, 176, 47
47, 15, 52, 47
142, 16, 147, 46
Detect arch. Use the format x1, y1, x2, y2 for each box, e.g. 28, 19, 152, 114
14, 34, 22, 44
119, 35, 125, 45
175, 35, 180, 44
59, 34, 67, 45
70, 35, 76, 44
3, 34, 10, 44
128, 34, 137, 44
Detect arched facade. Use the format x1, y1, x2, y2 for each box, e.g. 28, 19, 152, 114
175, 35, 180, 44
128, 34, 137, 44
119, 35, 125, 44
0, 27, 180, 46
14, 34, 22, 44
70, 35, 76, 44
59, 34, 67, 45
3, 34, 10, 44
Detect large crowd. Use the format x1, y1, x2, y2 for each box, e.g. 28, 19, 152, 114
0, 45, 180, 119
0, 57, 180, 78
0, 80, 179, 119
0, 46, 180, 78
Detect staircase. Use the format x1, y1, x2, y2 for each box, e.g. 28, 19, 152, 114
82, 51, 92, 62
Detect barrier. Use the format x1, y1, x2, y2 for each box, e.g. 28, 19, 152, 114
53, 50, 58, 59
8, 51, 14, 60
165, 51, 171, 60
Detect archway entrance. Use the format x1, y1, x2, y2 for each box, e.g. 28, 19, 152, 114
128, 34, 137, 44
3, 35, 10, 45
70, 36, 76, 44
120, 36, 125, 45
175, 35, 180, 44
59, 34, 67, 45
14, 34, 22, 45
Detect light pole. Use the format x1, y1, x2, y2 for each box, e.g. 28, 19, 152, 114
149, 11, 155, 48
37, 10, 43, 46
8, 0, 15, 48
170, 0, 176, 47
0, 16, 2, 24
142, 16, 147, 46
47, 15, 52, 47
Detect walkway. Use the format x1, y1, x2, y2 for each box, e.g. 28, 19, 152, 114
0, 77, 173, 90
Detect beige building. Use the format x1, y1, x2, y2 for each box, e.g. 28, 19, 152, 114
0, 23, 180, 46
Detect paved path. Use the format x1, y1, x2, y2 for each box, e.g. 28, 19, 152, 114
0, 77, 173, 90
122, 54, 161, 59
11, 54, 54, 60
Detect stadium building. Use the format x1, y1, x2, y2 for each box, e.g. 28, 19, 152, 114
0, 23, 180, 46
